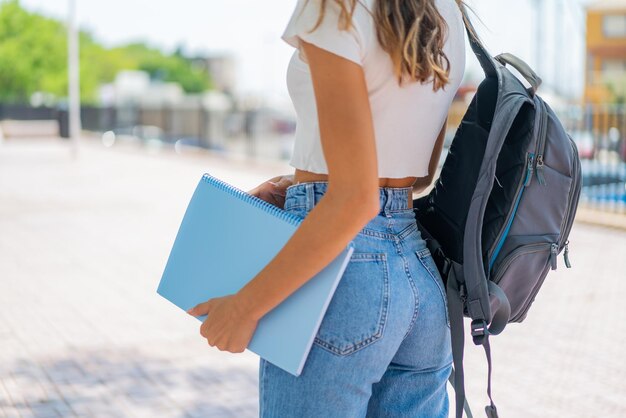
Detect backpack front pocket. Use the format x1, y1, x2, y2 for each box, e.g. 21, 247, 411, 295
313, 252, 390, 356
491, 242, 553, 322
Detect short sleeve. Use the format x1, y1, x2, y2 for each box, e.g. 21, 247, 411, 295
281, 0, 364, 65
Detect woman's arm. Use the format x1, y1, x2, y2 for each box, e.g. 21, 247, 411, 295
412, 117, 448, 195
188, 42, 378, 353
188, 41, 379, 353
235, 39, 381, 321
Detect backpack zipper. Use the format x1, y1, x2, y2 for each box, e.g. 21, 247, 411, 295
534, 97, 548, 186
524, 153, 535, 187
563, 240, 571, 268
549, 242, 558, 270
488, 151, 534, 272
492, 242, 552, 285
556, 135, 582, 266
512, 131, 581, 322
536, 156, 546, 186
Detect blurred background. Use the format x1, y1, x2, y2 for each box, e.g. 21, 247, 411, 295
0, 0, 625, 417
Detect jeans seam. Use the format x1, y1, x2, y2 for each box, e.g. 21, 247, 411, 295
416, 251, 451, 328
358, 222, 417, 240
398, 222, 419, 241
403, 360, 454, 375
400, 248, 420, 341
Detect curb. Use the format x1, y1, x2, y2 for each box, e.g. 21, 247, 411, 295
574, 205, 626, 231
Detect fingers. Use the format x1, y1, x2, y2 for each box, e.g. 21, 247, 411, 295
247, 186, 261, 197
275, 176, 294, 188
249, 177, 293, 203
193, 296, 253, 354
187, 299, 212, 316
258, 190, 281, 207
258, 181, 290, 208
200, 322, 214, 342
272, 177, 293, 194
202, 332, 246, 353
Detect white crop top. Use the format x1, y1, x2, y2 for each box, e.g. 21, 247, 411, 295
281, 0, 466, 178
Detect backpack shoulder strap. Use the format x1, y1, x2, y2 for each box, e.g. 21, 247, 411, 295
446, 262, 471, 418
462, 98, 523, 331
461, 5, 497, 79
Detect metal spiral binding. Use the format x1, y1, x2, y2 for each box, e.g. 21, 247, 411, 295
201, 173, 303, 227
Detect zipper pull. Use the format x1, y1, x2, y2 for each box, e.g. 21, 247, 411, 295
550, 243, 558, 270
524, 153, 535, 187
536, 154, 547, 186
563, 240, 571, 268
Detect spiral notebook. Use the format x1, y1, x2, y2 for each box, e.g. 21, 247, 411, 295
156, 173, 355, 376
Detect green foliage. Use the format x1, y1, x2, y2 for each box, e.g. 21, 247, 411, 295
606, 75, 626, 105
0, 0, 67, 102
113, 43, 211, 94
0, 0, 213, 104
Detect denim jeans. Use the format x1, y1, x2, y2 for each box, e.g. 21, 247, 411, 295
259, 181, 452, 418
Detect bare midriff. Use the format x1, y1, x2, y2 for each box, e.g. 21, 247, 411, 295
292, 168, 417, 209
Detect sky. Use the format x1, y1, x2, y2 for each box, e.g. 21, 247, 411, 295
17, 0, 592, 103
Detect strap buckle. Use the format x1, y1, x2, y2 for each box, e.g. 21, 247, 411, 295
471, 319, 489, 345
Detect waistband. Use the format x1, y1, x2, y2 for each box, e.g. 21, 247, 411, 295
284, 181, 413, 216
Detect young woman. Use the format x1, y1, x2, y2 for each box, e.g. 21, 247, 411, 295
187, 0, 468, 416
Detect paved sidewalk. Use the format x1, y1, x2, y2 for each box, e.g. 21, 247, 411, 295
0, 138, 625, 418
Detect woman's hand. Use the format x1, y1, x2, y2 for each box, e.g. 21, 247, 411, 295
247, 175, 294, 209
187, 294, 259, 354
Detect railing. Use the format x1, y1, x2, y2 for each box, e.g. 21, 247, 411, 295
556, 103, 626, 215
2, 101, 625, 216
0, 102, 296, 159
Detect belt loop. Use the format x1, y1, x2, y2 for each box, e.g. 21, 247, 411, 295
305, 183, 315, 212
383, 189, 392, 218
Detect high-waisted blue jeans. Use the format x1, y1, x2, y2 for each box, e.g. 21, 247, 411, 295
259, 181, 452, 418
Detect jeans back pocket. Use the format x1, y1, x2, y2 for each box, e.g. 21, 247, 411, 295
313, 252, 390, 356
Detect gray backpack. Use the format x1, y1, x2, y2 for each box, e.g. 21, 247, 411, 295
413, 12, 582, 418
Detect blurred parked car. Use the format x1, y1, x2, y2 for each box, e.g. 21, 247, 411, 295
570, 130, 595, 160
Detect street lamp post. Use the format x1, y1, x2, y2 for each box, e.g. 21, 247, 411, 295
67, 0, 81, 158
532, 0, 544, 80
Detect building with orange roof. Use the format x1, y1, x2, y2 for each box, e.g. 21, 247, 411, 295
585, 0, 626, 104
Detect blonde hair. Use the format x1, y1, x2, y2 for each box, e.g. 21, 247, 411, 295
302, 0, 474, 91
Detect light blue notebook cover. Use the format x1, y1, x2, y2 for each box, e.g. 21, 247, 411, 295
157, 173, 355, 376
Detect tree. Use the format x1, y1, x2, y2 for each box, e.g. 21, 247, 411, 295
113, 43, 212, 94
0, 1, 213, 104
0, 0, 67, 102
606, 75, 626, 105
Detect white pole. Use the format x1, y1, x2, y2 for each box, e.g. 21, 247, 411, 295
554, 0, 565, 97
68, 0, 81, 158
533, 0, 543, 79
